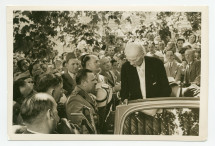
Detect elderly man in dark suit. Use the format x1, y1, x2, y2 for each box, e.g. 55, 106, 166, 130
120, 42, 171, 101
62, 53, 79, 96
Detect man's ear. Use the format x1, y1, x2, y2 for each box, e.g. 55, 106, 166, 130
47, 109, 54, 120
65, 62, 68, 68
47, 88, 55, 97
81, 80, 87, 87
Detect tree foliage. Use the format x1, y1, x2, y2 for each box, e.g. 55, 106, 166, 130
185, 12, 201, 32
13, 11, 127, 59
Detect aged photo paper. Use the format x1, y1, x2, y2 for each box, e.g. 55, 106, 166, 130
7, 5, 208, 141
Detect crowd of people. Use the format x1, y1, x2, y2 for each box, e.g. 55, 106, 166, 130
12, 21, 201, 134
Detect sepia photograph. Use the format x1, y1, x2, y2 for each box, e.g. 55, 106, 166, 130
7, 6, 208, 140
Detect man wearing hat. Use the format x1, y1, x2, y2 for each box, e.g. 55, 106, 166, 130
121, 42, 171, 101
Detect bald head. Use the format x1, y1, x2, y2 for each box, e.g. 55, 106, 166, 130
125, 43, 144, 59
125, 43, 145, 67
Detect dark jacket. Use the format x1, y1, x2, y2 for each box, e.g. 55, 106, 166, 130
184, 60, 201, 85
120, 56, 171, 101
62, 71, 76, 96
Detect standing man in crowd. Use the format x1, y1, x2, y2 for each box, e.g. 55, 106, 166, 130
62, 53, 79, 96
146, 41, 160, 59
184, 49, 201, 86
164, 50, 182, 82
155, 41, 165, 62
121, 42, 171, 101
175, 38, 185, 62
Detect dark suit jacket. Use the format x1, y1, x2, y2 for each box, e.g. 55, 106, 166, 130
100, 70, 116, 87
184, 60, 201, 84
164, 61, 182, 81
120, 56, 171, 101
62, 71, 76, 96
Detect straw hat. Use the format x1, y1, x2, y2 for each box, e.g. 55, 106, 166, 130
95, 83, 113, 107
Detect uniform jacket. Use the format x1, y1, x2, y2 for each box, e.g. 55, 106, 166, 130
65, 86, 97, 132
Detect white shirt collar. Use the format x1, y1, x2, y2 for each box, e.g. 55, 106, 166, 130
68, 71, 76, 79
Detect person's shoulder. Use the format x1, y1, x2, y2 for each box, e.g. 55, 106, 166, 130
194, 60, 201, 64
164, 62, 168, 67
121, 61, 130, 68
145, 56, 163, 64
62, 71, 72, 80
66, 92, 82, 106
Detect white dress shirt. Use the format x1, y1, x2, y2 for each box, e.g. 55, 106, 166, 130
136, 59, 146, 99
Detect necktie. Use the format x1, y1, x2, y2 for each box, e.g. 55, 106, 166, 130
169, 63, 172, 77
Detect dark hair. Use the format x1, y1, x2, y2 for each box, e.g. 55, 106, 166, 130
177, 38, 185, 43
189, 34, 197, 43
110, 59, 117, 65
13, 79, 26, 104
101, 44, 106, 50
28, 60, 40, 76
92, 46, 100, 52
17, 59, 29, 72
76, 69, 92, 85
179, 47, 188, 55
36, 73, 62, 92
195, 49, 201, 54
20, 93, 55, 124
66, 52, 76, 63
148, 41, 155, 46
62, 61, 67, 67
116, 37, 124, 42
80, 54, 91, 68
165, 50, 174, 55
61, 52, 67, 60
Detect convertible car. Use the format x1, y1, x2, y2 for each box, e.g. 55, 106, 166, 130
113, 97, 199, 135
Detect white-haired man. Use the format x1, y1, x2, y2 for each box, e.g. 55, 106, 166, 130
121, 42, 171, 101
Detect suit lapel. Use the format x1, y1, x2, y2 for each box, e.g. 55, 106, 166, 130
64, 71, 76, 86
171, 62, 177, 77
101, 70, 115, 87
145, 56, 151, 85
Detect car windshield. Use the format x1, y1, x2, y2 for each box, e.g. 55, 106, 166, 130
122, 108, 199, 135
